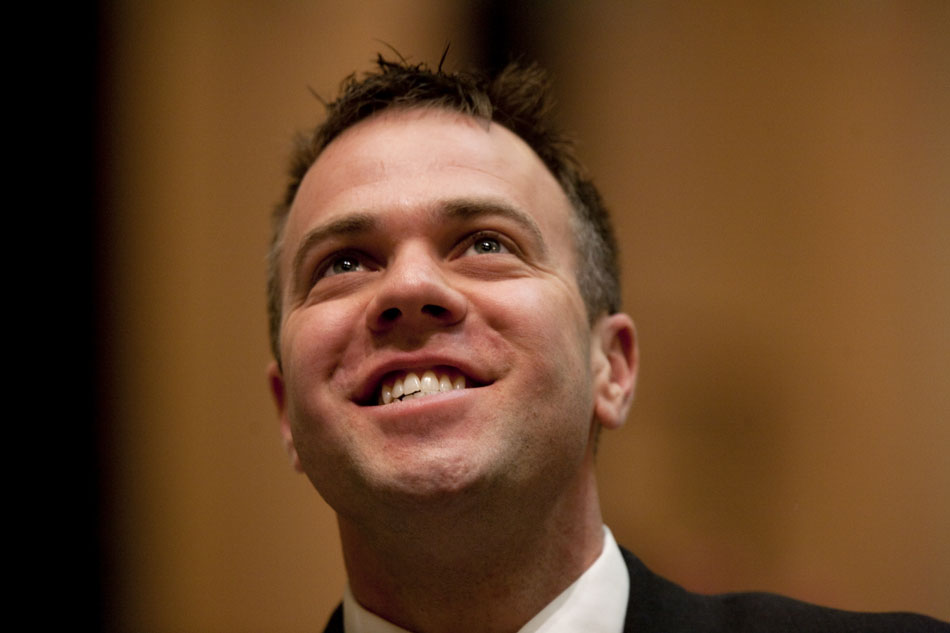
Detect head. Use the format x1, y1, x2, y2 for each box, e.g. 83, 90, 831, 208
267, 56, 620, 367
265, 57, 637, 526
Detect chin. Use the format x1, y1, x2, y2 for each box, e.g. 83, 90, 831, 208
364, 449, 504, 510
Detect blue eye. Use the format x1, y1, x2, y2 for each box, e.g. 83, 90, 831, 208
473, 237, 502, 253
465, 234, 509, 256
320, 254, 367, 280
331, 256, 362, 273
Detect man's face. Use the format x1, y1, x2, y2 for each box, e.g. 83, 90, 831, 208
270, 108, 617, 521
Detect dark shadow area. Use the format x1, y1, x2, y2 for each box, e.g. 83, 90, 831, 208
16, 3, 108, 630
465, 0, 556, 73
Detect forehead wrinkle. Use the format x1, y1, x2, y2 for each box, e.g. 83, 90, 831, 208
290, 212, 377, 287
440, 198, 548, 259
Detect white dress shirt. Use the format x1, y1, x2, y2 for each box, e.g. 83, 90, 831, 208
342, 526, 629, 633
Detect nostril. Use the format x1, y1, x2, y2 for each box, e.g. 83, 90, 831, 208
380, 307, 401, 322
422, 304, 448, 318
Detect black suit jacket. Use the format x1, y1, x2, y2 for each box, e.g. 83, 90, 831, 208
321, 547, 948, 632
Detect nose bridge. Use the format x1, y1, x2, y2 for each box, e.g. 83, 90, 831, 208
390, 239, 441, 287
366, 239, 467, 333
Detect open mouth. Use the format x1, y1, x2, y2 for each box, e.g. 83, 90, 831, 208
374, 367, 476, 405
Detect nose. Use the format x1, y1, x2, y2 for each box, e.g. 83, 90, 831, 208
365, 244, 467, 335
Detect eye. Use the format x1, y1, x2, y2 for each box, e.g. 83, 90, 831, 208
314, 252, 371, 282
329, 255, 363, 274
463, 233, 510, 256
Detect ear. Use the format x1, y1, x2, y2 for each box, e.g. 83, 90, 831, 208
591, 313, 638, 430
267, 361, 304, 473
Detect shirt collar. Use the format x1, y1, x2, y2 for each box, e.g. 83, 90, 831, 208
342, 526, 629, 633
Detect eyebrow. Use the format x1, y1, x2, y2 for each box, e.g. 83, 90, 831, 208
291, 213, 377, 289
441, 198, 548, 257
289, 198, 548, 288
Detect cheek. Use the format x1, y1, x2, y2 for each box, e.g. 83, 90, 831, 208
476, 280, 592, 392
479, 279, 588, 351
282, 301, 366, 394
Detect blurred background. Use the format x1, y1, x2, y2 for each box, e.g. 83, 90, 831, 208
89, 2, 948, 631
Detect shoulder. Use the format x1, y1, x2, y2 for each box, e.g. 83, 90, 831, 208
619, 547, 949, 633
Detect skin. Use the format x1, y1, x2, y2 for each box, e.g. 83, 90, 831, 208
269, 108, 638, 633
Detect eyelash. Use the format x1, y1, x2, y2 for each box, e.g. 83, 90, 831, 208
310, 231, 516, 286
311, 250, 375, 284
459, 231, 513, 256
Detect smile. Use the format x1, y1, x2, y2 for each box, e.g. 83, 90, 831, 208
378, 368, 467, 405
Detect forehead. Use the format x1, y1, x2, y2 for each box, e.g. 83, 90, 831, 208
283, 108, 576, 260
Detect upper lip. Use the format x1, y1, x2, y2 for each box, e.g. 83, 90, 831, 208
351, 351, 493, 405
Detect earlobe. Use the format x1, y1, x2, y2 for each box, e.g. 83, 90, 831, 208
592, 313, 638, 430
267, 361, 304, 473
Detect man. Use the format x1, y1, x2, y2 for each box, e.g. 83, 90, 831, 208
266, 57, 947, 633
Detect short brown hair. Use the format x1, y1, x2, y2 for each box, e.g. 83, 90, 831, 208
268, 56, 620, 363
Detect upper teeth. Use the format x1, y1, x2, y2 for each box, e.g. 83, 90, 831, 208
379, 370, 466, 405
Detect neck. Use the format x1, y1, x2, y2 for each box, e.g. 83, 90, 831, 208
338, 454, 605, 633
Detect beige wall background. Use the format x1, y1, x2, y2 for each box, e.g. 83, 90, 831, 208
102, 2, 949, 631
